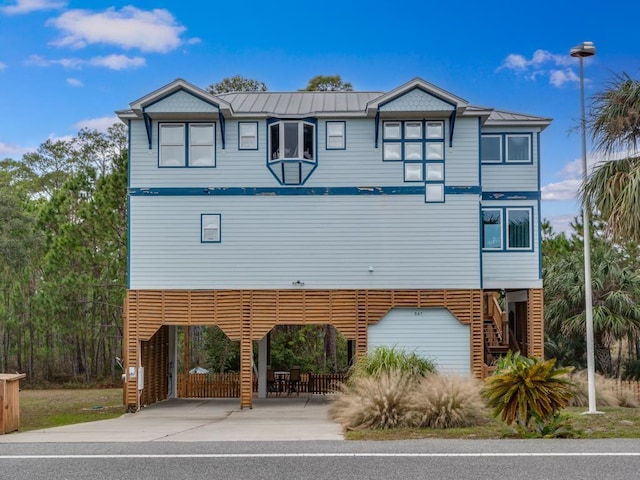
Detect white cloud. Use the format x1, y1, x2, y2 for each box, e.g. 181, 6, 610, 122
0, 0, 66, 15
89, 54, 145, 70
26, 53, 146, 71
47, 6, 186, 53
0, 141, 33, 157
0, 61, 6, 70
546, 214, 578, 235
73, 116, 120, 132
549, 69, 580, 87
498, 48, 584, 88
541, 179, 581, 201
66, 77, 83, 87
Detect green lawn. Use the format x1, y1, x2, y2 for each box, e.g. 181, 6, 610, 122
18, 389, 126, 431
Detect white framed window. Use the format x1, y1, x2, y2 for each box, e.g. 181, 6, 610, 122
189, 123, 215, 166
506, 135, 531, 163
482, 209, 503, 250
159, 123, 185, 166
481, 207, 533, 251
239, 122, 258, 150
426, 163, 443, 181
405, 121, 422, 139
201, 214, 221, 243
383, 122, 401, 139
404, 143, 422, 160
425, 183, 444, 203
426, 121, 444, 139
426, 143, 444, 160
159, 122, 215, 167
507, 208, 532, 249
481, 135, 502, 163
404, 163, 423, 182
269, 121, 315, 161
383, 143, 402, 160
326, 121, 345, 149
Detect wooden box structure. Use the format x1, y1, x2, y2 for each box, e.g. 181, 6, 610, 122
0, 373, 26, 434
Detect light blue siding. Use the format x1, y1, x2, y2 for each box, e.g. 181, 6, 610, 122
130, 118, 480, 189
379, 89, 455, 112
481, 200, 541, 288
446, 117, 479, 186
481, 127, 541, 192
145, 90, 219, 113
368, 308, 471, 375
129, 194, 481, 290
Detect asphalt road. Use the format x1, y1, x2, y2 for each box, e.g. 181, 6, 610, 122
2, 439, 639, 480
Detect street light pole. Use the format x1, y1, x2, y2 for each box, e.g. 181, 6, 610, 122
570, 41, 600, 414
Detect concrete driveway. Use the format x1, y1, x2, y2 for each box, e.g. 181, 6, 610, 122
0, 395, 344, 443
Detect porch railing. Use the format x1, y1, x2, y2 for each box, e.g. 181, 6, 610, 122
177, 372, 346, 398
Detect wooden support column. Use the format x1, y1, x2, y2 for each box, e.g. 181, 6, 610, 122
183, 326, 190, 398
240, 291, 253, 409
527, 288, 544, 358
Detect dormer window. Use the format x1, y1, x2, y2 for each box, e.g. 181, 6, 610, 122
267, 119, 317, 185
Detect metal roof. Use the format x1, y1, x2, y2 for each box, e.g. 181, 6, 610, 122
216, 91, 383, 116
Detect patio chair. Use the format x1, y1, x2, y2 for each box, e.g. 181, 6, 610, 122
288, 366, 301, 396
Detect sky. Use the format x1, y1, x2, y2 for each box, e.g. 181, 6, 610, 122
1, 0, 639, 234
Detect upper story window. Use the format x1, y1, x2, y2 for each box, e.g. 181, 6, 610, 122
239, 122, 258, 150
270, 121, 315, 161
383, 120, 445, 162
159, 122, 215, 167
267, 119, 317, 185
481, 133, 532, 164
326, 121, 345, 149
482, 207, 533, 251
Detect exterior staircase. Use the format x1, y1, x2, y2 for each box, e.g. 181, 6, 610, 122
483, 292, 511, 374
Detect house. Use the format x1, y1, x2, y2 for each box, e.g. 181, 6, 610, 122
117, 77, 550, 410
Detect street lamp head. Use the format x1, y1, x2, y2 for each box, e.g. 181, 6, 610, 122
571, 41, 596, 58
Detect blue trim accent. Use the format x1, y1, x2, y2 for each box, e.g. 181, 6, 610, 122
218, 112, 226, 150
201, 213, 221, 243
482, 191, 540, 201
325, 121, 346, 150
238, 121, 259, 151
448, 110, 456, 148
128, 185, 482, 196
536, 131, 542, 279
537, 197, 543, 280
480, 132, 534, 164
477, 118, 482, 186
143, 113, 152, 149
374, 112, 380, 148
478, 202, 484, 288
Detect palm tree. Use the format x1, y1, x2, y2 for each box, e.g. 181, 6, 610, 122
582, 73, 640, 242
544, 221, 640, 374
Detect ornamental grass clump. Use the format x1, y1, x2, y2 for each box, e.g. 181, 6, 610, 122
481, 352, 575, 437
404, 374, 486, 429
347, 346, 437, 383
569, 370, 639, 408
328, 369, 414, 429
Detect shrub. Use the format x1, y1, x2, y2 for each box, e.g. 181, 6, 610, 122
569, 370, 639, 408
404, 374, 486, 428
347, 346, 436, 383
481, 352, 575, 435
328, 369, 414, 429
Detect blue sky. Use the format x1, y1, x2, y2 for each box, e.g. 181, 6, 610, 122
1, 0, 639, 233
